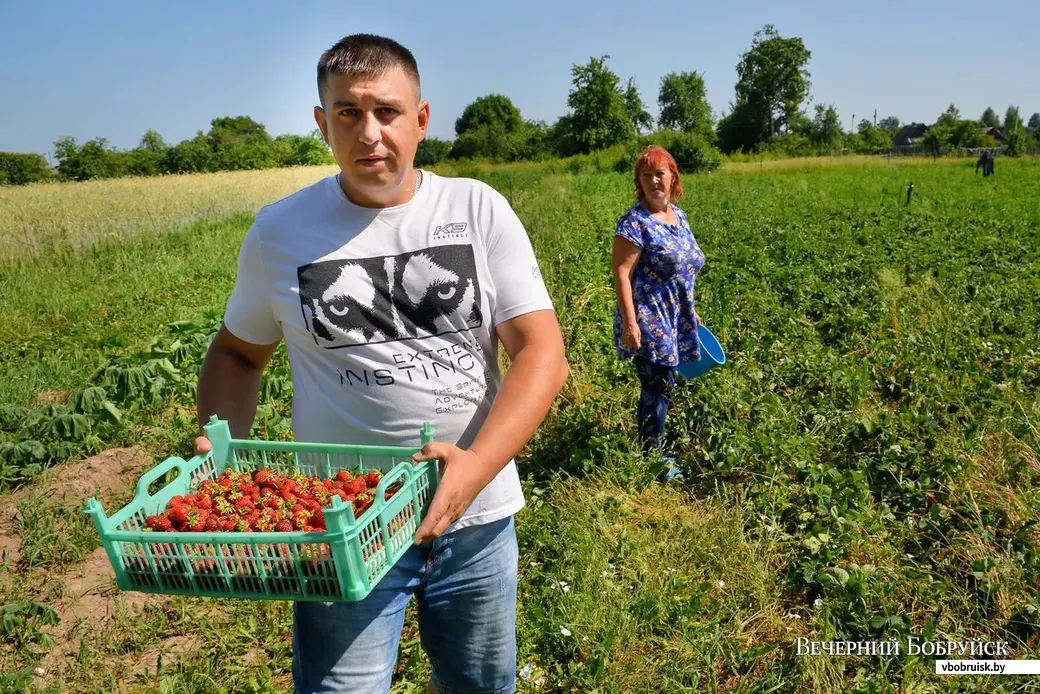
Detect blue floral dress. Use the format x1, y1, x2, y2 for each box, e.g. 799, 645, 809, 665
613, 202, 706, 367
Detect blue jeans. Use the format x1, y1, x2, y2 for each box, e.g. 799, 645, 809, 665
292, 516, 519, 694
634, 355, 676, 455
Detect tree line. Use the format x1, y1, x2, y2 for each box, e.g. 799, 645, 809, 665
3, 24, 1039, 186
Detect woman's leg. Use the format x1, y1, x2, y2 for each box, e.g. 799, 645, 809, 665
634, 356, 676, 455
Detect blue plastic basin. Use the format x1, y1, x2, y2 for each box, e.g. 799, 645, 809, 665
676, 325, 727, 380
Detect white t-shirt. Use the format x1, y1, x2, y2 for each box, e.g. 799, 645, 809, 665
222, 170, 554, 531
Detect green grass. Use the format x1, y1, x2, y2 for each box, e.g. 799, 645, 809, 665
2, 159, 1040, 692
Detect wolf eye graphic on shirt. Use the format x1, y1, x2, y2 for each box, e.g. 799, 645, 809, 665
297, 244, 483, 348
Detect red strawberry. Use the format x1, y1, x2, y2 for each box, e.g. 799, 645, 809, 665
205, 517, 220, 532
335, 470, 351, 482
156, 516, 173, 532
366, 470, 382, 488
275, 520, 293, 533
167, 505, 190, 525
145, 514, 162, 530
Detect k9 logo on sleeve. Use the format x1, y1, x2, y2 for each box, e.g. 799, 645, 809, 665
297, 244, 483, 348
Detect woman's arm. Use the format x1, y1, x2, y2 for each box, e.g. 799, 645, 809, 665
612, 236, 642, 349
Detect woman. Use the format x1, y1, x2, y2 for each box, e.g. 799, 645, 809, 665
612, 145, 705, 481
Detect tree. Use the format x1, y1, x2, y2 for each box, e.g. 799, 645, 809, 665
139, 130, 167, 152
623, 78, 653, 135
657, 71, 713, 138
160, 132, 213, 174
206, 116, 281, 170
0, 152, 55, 185
564, 56, 635, 154
1003, 105, 1025, 156
936, 104, 960, 128
454, 95, 523, 138
809, 104, 842, 151
415, 137, 453, 166
877, 116, 901, 134
1028, 113, 1040, 130
53, 136, 128, 181
732, 25, 812, 142
852, 123, 893, 153
980, 107, 1000, 129
274, 132, 335, 166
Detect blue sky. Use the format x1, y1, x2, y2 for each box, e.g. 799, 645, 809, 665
1, 0, 1036, 159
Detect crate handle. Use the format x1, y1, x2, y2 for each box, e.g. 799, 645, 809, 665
374, 461, 414, 501
133, 453, 201, 503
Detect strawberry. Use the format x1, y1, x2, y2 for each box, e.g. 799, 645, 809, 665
145, 514, 162, 530
167, 505, 190, 525
366, 470, 383, 488
275, 520, 293, 533
205, 516, 220, 532
155, 516, 173, 532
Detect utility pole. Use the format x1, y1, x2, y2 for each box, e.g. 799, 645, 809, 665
874, 109, 877, 128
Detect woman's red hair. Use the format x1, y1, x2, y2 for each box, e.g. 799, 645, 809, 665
634, 146, 683, 203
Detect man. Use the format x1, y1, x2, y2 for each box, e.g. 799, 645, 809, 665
193, 33, 568, 694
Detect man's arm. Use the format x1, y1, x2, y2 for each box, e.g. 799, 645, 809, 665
412, 309, 568, 543
194, 324, 280, 452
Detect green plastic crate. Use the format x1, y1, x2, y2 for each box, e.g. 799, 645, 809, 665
85, 415, 438, 602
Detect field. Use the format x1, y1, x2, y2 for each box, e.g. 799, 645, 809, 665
1, 157, 1039, 693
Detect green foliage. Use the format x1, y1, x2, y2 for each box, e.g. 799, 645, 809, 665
877, 116, 901, 134
731, 24, 812, 144
1003, 105, 1026, 156
852, 120, 894, 154
46, 119, 331, 183
980, 107, 1000, 129
657, 71, 714, 139
622, 77, 653, 135
454, 94, 523, 137
415, 137, 452, 167
53, 136, 129, 181
563, 56, 636, 154
808, 103, 843, 152
274, 131, 335, 167
0, 152, 55, 185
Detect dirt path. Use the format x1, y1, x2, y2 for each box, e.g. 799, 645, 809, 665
0, 447, 203, 690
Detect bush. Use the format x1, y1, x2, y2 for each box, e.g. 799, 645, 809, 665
0, 152, 56, 185
611, 130, 722, 175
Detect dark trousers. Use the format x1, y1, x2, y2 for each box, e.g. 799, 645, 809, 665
634, 356, 676, 455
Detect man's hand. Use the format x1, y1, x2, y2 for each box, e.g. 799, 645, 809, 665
194, 436, 211, 455
411, 443, 491, 545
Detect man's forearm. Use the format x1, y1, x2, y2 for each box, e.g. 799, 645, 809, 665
196, 347, 265, 438
466, 343, 567, 478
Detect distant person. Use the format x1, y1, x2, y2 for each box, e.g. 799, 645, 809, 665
976, 150, 995, 177
611, 145, 706, 482
193, 33, 568, 694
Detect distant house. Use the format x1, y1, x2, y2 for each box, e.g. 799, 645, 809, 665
979, 126, 1003, 141
894, 123, 929, 147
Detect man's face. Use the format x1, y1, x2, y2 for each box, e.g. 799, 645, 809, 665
314, 66, 429, 207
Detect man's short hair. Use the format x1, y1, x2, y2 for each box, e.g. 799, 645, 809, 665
317, 34, 421, 106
